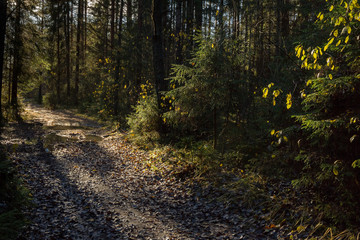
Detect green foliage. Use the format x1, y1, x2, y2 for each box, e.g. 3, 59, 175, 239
43, 92, 58, 109
0, 145, 30, 239
127, 95, 161, 146
165, 35, 249, 141
290, 0, 360, 226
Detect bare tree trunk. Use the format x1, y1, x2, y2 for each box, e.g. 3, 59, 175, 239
57, 10, 61, 104
152, 0, 166, 110
186, 0, 194, 58
134, 0, 143, 99
0, 0, 7, 122
110, 0, 115, 49
83, 0, 87, 63
11, 0, 21, 118
114, 0, 124, 115
194, 0, 202, 32
275, 0, 281, 56
65, 1, 71, 98
175, 0, 182, 64
126, 0, 132, 27
75, 0, 83, 104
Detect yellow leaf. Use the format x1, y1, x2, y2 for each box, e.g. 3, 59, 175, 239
268, 82, 274, 88
333, 168, 339, 176
262, 88, 269, 98
283, 136, 289, 142
211, 44, 214, 48
271, 129, 276, 135
124, 85, 127, 89
336, 40, 341, 46
296, 46, 302, 57
348, 26, 352, 34
286, 93, 292, 109
273, 98, 276, 106
329, 74, 333, 79
333, 29, 338, 37
345, 35, 349, 43
273, 90, 280, 98
329, 5, 334, 11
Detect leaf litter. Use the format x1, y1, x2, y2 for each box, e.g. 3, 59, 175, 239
0, 103, 291, 239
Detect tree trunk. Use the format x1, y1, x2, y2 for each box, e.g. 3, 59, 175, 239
110, 0, 115, 49
152, 0, 166, 110
275, 0, 281, 56
65, 0, 71, 97
126, 0, 132, 28
0, 0, 7, 122
186, 0, 194, 58
114, 0, 124, 116
57, 10, 61, 104
194, 0, 202, 32
175, 0, 182, 64
75, 0, 83, 104
134, 0, 143, 99
11, 0, 21, 118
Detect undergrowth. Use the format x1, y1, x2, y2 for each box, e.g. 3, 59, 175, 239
0, 144, 30, 239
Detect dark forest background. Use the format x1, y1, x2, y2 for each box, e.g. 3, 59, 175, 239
1, 0, 360, 238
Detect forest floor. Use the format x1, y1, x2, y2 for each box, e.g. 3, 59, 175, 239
1, 103, 291, 239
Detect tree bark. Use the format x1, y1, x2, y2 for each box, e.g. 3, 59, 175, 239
186, 0, 194, 58
126, 0, 132, 28
114, 0, 124, 115
57, 9, 61, 104
152, 0, 166, 110
11, 0, 21, 118
175, 0, 182, 64
0, 0, 8, 122
65, 0, 71, 97
194, 0, 202, 32
75, 0, 83, 104
110, 0, 115, 49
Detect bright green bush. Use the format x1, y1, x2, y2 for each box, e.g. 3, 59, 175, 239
127, 95, 161, 146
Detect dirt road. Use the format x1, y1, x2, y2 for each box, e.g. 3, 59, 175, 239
1, 104, 279, 239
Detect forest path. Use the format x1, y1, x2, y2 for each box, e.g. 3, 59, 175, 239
1, 104, 278, 239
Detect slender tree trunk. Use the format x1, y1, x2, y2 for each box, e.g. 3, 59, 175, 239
175, 0, 182, 64
134, 0, 143, 99
114, 0, 124, 115
152, 0, 166, 110
110, 0, 115, 49
83, 0, 87, 62
275, 0, 281, 56
65, 0, 71, 97
194, 0, 202, 32
7, 51, 12, 105
0, 0, 7, 122
11, 0, 21, 118
75, 0, 83, 104
186, 0, 194, 58
208, 0, 211, 36
57, 11, 61, 104
281, 0, 289, 51
126, 0, 132, 27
